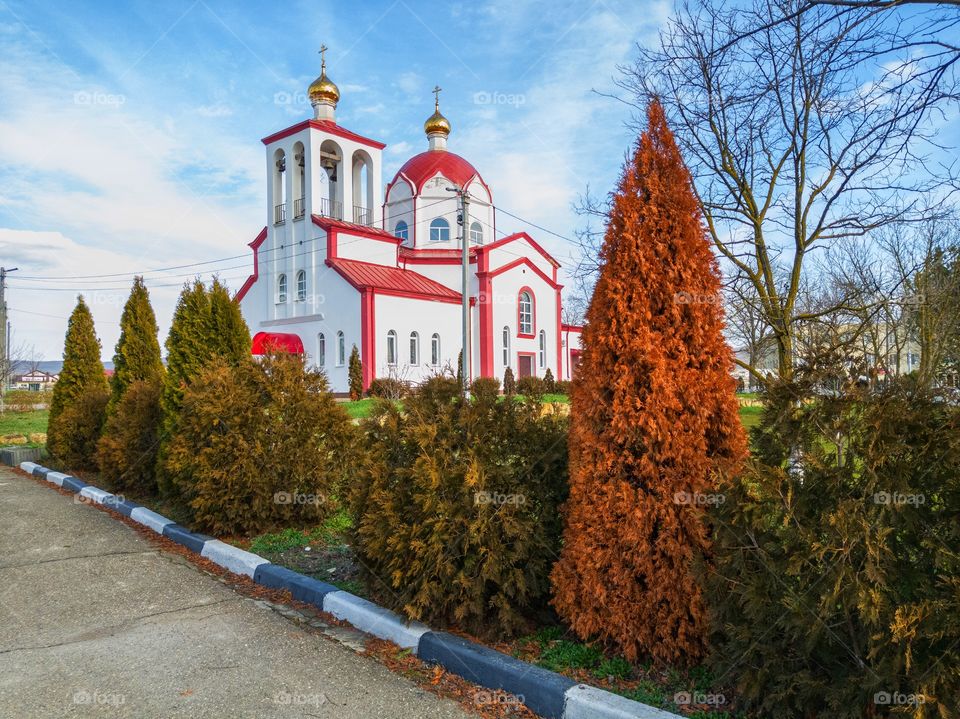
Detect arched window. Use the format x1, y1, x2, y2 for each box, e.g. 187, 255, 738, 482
409, 332, 420, 365
431, 333, 440, 366
518, 290, 534, 335
429, 217, 450, 242
277, 274, 287, 303
317, 333, 326, 366
538, 330, 546, 368
387, 330, 397, 365
394, 220, 409, 241
502, 326, 510, 366
469, 221, 483, 244
336, 331, 345, 366
296, 270, 306, 302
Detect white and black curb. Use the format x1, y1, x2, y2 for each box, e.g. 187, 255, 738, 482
10, 459, 681, 719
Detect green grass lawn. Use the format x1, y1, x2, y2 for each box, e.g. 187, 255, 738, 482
0, 409, 49, 444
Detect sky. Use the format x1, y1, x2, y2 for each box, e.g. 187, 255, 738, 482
0, 0, 669, 360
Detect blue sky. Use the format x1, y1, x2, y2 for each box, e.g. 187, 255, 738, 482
0, 0, 667, 359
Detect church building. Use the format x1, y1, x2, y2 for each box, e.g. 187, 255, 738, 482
236, 56, 583, 393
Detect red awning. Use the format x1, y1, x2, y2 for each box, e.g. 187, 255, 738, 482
251, 332, 304, 355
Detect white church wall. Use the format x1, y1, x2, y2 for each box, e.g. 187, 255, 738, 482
334, 230, 398, 266
488, 263, 560, 380
373, 295, 462, 384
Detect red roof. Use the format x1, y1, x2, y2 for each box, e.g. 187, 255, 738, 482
251, 332, 305, 355
326, 257, 461, 303
395, 150, 487, 195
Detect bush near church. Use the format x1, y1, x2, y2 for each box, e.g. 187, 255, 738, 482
47, 296, 110, 470
350, 376, 569, 637
97, 378, 163, 496
165, 353, 354, 536
367, 377, 407, 399
502, 367, 517, 395
707, 377, 960, 719
516, 375, 547, 398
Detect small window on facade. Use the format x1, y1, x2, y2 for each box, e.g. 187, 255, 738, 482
387, 330, 397, 366
518, 291, 533, 335
336, 331, 345, 366
296, 270, 306, 302
430, 217, 450, 242
469, 221, 483, 244
394, 220, 409, 241
431, 333, 440, 366
277, 274, 287, 303
410, 332, 419, 365
538, 330, 546, 368
502, 326, 510, 366
317, 333, 326, 367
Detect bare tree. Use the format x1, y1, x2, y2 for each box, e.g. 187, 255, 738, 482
0, 341, 34, 413
625, 0, 959, 380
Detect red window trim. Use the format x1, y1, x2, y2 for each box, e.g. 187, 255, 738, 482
517, 286, 535, 339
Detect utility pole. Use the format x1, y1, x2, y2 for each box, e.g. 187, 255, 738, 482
449, 187, 471, 396
0, 267, 17, 393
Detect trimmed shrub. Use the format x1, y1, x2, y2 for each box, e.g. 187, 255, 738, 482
48, 386, 109, 470
554, 380, 571, 396
97, 378, 163, 496
351, 376, 569, 637
166, 353, 353, 535
543, 367, 556, 392
517, 375, 547, 398
367, 377, 406, 399
348, 345, 363, 401
707, 379, 960, 719
503, 367, 517, 395
470, 376, 500, 398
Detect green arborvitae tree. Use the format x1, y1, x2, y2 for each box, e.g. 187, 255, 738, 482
157, 280, 211, 492
456, 349, 464, 390
543, 367, 556, 393
348, 345, 363, 401
48, 296, 109, 467
109, 276, 163, 412
503, 367, 516, 396
208, 277, 251, 365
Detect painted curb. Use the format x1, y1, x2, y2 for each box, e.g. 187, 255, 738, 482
45, 471, 71, 488
101, 495, 140, 517
253, 563, 340, 606
13, 462, 682, 719
32, 466, 49, 479
200, 539, 269, 578
417, 631, 575, 719
323, 591, 430, 650
564, 684, 680, 719
79, 486, 114, 504
61, 476, 88, 493
162, 524, 215, 554
130, 507, 174, 534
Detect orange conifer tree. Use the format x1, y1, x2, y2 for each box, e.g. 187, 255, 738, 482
551, 100, 747, 665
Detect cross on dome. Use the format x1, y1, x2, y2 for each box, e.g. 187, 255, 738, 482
308, 43, 340, 120
424, 83, 451, 150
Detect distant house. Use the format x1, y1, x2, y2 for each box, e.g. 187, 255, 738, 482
14, 370, 59, 392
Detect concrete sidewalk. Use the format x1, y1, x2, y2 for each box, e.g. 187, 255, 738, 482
0, 467, 471, 718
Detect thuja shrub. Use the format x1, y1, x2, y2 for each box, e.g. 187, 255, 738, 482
48, 386, 109, 471
97, 378, 163, 496
350, 376, 569, 637
708, 378, 960, 719
470, 376, 500, 397
516, 376, 547, 398
503, 367, 517, 395
166, 353, 354, 535
367, 377, 407, 399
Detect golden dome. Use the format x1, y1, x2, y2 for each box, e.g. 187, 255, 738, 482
424, 86, 450, 136
308, 68, 340, 106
